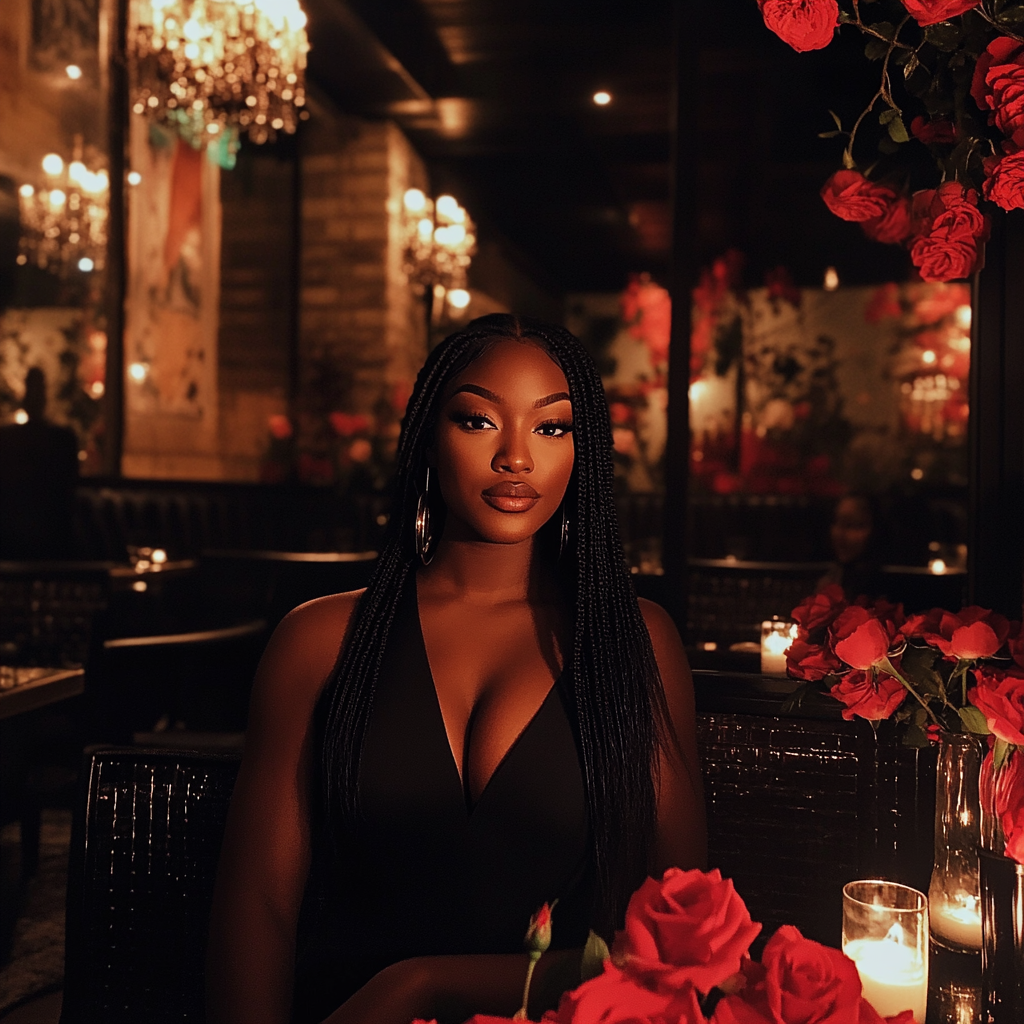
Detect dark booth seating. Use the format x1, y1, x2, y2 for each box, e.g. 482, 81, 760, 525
61, 715, 935, 1022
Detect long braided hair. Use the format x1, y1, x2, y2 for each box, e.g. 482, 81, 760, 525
316, 313, 666, 931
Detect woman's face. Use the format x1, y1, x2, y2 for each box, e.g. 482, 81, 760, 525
831, 497, 873, 565
431, 338, 575, 547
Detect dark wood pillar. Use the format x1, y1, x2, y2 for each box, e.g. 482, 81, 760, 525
968, 211, 1024, 619
663, 0, 697, 631
102, 0, 129, 477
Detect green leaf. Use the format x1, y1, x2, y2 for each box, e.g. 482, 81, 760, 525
865, 37, 889, 61
580, 930, 610, 982
879, 108, 898, 125
878, 136, 900, 154
959, 705, 991, 735
999, 8, 1024, 25
887, 114, 910, 143
903, 53, 921, 80
818, 131, 842, 139
842, 148, 857, 169
994, 738, 1011, 771
903, 722, 930, 747
829, 109, 843, 130
924, 22, 961, 51
872, 21, 896, 40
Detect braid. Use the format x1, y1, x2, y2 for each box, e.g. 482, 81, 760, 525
317, 313, 666, 932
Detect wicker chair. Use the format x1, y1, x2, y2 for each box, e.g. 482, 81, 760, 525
61, 747, 240, 1024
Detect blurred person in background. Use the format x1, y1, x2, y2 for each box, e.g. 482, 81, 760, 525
0, 367, 79, 560
818, 493, 886, 602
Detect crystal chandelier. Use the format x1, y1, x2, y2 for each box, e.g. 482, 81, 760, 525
129, 0, 310, 146
17, 145, 109, 276
402, 189, 477, 299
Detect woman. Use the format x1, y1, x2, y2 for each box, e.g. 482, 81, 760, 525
818, 493, 886, 602
207, 315, 706, 1024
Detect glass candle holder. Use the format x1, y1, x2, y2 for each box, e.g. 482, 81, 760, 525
929, 732, 983, 952
760, 618, 797, 677
842, 880, 928, 1023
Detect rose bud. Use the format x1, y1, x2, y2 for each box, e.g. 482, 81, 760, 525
524, 902, 554, 955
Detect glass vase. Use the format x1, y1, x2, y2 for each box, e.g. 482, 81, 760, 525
979, 748, 1024, 1024
928, 732, 984, 953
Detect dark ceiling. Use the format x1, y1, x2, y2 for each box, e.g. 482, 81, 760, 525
306, 0, 913, 297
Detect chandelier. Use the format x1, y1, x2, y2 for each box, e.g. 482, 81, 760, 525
402, 189, 476, 304
17, 145, 109, 277
129, 0, 310, 146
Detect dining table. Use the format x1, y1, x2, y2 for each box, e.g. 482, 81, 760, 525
0, 665, 86, 720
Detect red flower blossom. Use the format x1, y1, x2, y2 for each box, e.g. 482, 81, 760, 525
861, 196, 913, 245
910, 605, 1011, 661
908, 183, 989, 283
329, 411, 373, 437
820, 171, 897, 222
267, 413, 293, 440
982, 148, 1024, 212
971, 38, 1024, 148
829, 606, 901, 670
546, 961, 704, 1024
1010, 626, 1024, 670
787, 638, 844, 681
829, 669, 907, 721
710, 925, 899, 1024
900, 0, 980, 27
792, 585, 847, 635
524, 902, 554, 954
910, 115, 957, 146
969, 668, 1024, 745
996, 751, 1024, 865
759, 0, 839, 53
613, 867, 761, 995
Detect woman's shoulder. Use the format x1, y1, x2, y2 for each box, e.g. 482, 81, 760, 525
253, 589, 366, 707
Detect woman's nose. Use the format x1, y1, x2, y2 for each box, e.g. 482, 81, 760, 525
493, 434, 533, 473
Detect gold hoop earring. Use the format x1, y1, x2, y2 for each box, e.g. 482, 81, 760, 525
414, 467, 434, 565
559, 504, 570, 560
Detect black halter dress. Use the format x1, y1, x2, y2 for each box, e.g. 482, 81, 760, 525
293, 576, 597, 1023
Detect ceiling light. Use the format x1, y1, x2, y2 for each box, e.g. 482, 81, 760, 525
66, 64, 83, 80
593, 91, 612, 106
127, 171, 142, 186
447, 288, 471, 309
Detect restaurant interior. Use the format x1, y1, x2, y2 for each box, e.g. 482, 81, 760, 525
0, 0, 1022, 1021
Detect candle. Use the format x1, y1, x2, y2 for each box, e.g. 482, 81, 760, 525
930, 896, 982, 951
761, 619, 797, 676
844, 935, 928, 1021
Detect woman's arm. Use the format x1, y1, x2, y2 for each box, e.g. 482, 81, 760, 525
639, 599, 708, 875
206, 592, 360, 1024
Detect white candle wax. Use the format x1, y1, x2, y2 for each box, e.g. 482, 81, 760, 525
844, 937, 928, 1022
760, 648, 789, 676
930, 899, 982, 951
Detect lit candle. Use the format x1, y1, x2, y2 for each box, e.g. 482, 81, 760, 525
844, 928, 928, 1022
761, 619, 797, 676
930, 896, 981, 951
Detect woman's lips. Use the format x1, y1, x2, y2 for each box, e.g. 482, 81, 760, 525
482, 481, 540, 512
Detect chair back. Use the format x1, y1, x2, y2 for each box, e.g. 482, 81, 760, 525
61, 747, 240, 1024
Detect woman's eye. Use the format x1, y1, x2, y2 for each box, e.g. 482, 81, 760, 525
452, 412, 496, 431
535, 420, 574, 438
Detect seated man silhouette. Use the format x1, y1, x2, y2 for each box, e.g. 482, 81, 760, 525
0, 367, 79, 560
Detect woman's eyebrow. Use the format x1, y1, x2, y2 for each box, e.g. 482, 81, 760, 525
450, 384, 570, 409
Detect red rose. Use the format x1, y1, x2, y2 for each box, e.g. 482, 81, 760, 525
830, 669, 907, 721
759, 0, 838, 53
710, 926, 896, 1024
862, 196, 913, 245
914, 606, 1011, 661
613, 867, 761, 995
546, 961, 704, 1024
820, 171, 897, 222
909, 183, 989, 283
971, 38, 1024, 147
910, 116, 957, 146
982, 149, 1024, 212
969, 668, 1024, 745
995, 751, 1024, 865
830, 606, 900, 670
792, 585, 847, 635
900, 0, 980, 26
787, 638, 843, 681
525, 902, 554, 954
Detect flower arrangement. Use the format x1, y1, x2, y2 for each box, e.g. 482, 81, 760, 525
758, 0, 1024, 280
784, 585, 1024, 862
414, 867, 918, 1023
